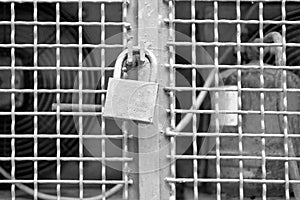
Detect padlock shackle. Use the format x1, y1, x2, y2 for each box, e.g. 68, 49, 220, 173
113, 47, 158, 82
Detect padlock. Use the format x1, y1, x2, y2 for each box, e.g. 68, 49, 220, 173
103, 48, 159, 123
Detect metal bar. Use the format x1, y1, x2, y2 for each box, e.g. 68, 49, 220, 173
0, 21, 128, 26
100, 3, 107, 200
122, 1, 131, 199
136, 0, 172, 199
0, 157, 133, 161
0, 0, 298, 2
167, 155, 300, 161
121, 122, 130, 200
0, 0, 125, 2
258, 2, 267, 200
281, 0, 300, 198
78, 0, 84, 198
4, 86, 300, 93
164, 19, 300, 25
10, 2, 16, 200
165, 178, 300, 184
0, 180, 133, 184
0, 134, 129, 139
166, 42, 300, 47
281, 1, 290, 199
55, 2, 61, 200
155, 0, 173, 199
164, 64, 300, 70
173, 0, 300, 2
5, 41, 300, 48
33, 0, 39, 199
236, 0, 244, 199
170, 109, 300, 115
0, 112, 105, 116
168, 0, 176, 198
7, 153, 300, 161
191, 0, 198, 199
0, 89, 107, 93
213, 0, 221, 199
0, 44, 124, 48
166, 132, 300, 138
2, 109, 300, 116
0, 66, 116, 70
164, 87, 300, 92
52, 104, 102, 112
137, 0, 160, 198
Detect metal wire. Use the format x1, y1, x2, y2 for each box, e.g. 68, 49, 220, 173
0, 0, 125, 2
168, 0, 176, 199
100, 3, 106, 200
121, 1, 129, 199
10, 3, 16, 200
33, 1, 39, 199
55, 3, 62, 199
236, 0, 244, 199
191, 0, 198, 199
281, 1, 290, 199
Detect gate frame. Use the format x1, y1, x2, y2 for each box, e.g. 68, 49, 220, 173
125, 0, 172, 199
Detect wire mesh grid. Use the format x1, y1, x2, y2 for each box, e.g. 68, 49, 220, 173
2, 0, 300, 199
165, 0, 300, 199
0, 0, 132, 199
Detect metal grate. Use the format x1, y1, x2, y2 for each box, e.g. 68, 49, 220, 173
1, 0, 300, 199
165, 0, 300, 199
0, 0, 132, 199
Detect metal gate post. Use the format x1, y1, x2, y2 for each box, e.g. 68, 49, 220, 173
137, 0, 160, 199
155, 1, 174, 199
125, 0, 171, 198
136, 0, 172, 199
124, 1, 140, 199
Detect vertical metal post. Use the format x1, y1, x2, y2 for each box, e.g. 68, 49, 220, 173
121, 0, 171, 198
136, 0, 171, 199
137, 1, 160, 199
157, 1, 173, 199
125, 1, 140, 200
10, 3, 16, 200
33, 1, 39, 199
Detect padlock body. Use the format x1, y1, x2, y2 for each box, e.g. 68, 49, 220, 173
103, 78, 159, 123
